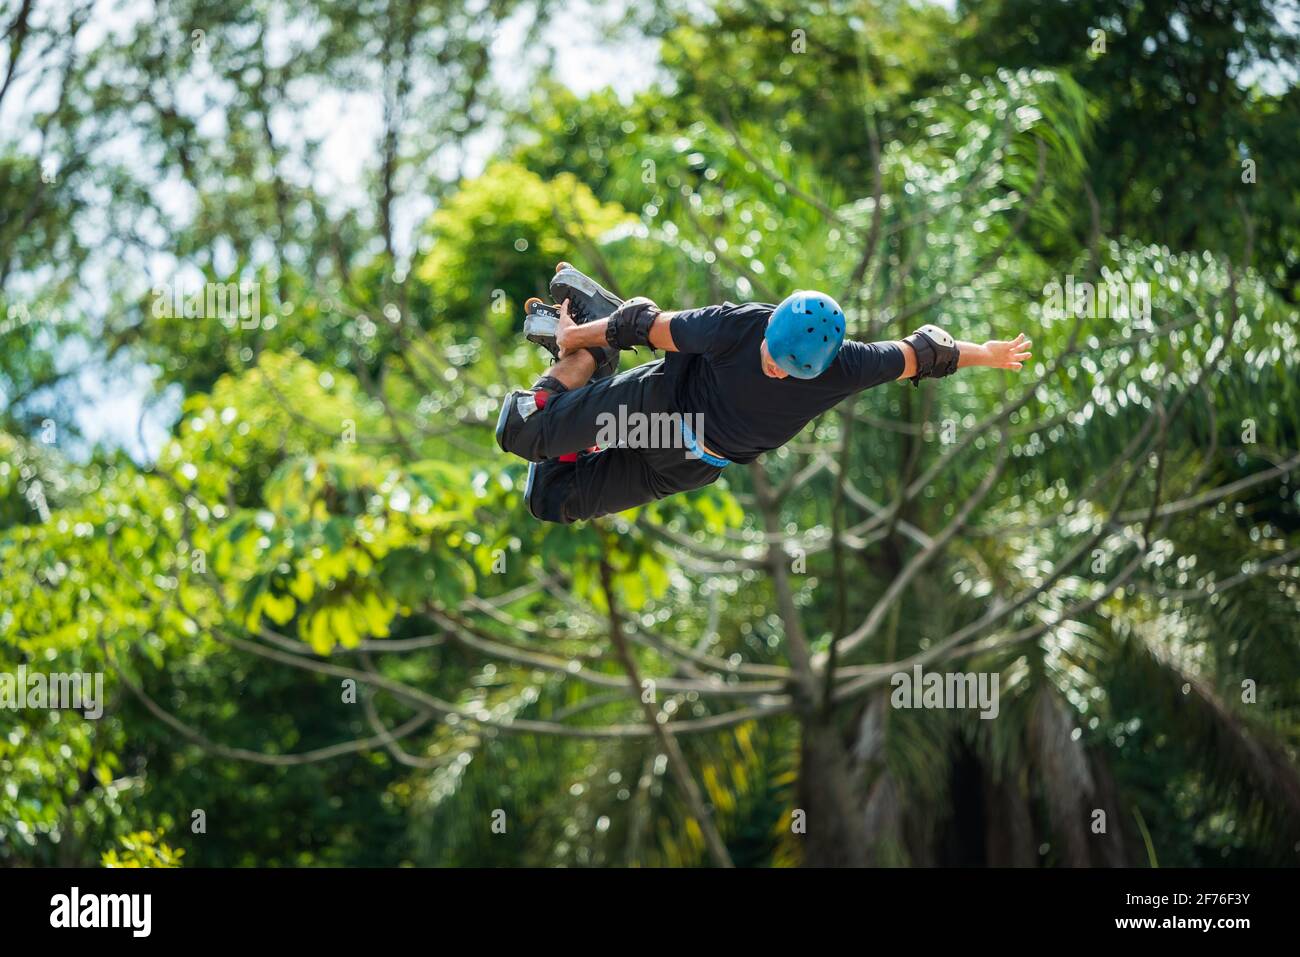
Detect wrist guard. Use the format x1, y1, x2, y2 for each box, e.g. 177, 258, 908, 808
903, 324, 959, 387
605, 297, 661, 351
532, 374, 569, 395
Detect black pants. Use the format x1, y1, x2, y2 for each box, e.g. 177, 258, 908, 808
497, 359, 724, 523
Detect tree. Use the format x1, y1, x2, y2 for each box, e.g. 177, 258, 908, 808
954, 0, 1300, 300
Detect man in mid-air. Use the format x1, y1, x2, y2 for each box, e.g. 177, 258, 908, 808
496, 263, 1031, 524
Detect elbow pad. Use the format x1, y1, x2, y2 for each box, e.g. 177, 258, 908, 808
903, 324, 959, 386
605, 297, 661, 350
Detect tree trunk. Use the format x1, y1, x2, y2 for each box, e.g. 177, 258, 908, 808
1087, 747, 1132, 867
797, 714, 870, 866
982, 765, 1038, 867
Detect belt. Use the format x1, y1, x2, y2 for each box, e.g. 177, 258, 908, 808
681, 420, 731, 468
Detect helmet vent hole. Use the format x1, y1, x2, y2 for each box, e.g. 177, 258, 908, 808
807, 327, 813, 333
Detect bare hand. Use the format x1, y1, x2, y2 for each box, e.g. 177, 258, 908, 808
983, 333, 1032, 371
555, 299, 577, 357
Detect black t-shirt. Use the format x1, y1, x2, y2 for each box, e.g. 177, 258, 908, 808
664, 301, 904, 463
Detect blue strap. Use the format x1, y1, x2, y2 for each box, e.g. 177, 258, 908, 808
681, 420, 730, 468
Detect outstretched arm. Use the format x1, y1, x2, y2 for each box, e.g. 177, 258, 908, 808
889, 332, 1032, 380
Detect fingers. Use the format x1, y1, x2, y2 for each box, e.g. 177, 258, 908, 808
555, 299, 574, 357
1006, 334, 1031, 369
994, 334, 1032, 370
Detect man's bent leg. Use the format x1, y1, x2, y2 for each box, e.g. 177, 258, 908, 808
497, 359, 671, 463
496, 351, 597, 461
542, 351, 597, 392
526, 449, 657, 524
527, 446, 723, 524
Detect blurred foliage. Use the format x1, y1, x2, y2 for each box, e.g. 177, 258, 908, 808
414, 162, 633, 336
102, 829, 185, 868
953, 0, 1300, 298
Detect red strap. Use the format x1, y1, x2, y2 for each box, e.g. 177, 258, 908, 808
557, 446, 598, 463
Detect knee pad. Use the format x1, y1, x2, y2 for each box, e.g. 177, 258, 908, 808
531, 374, 569, 395
524, 459, 578, 524
495, 390, 548, 462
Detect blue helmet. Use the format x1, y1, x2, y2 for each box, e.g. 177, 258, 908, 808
766, 290, 845, 378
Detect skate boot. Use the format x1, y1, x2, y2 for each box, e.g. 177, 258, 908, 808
549, 262, 622, 382
523, 297, 561, 360
521, 293, 619, 381
549, 261, 622, 325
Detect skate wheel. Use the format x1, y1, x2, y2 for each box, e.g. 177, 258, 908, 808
555, 261, 571, 273
524, 296, 546, 314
